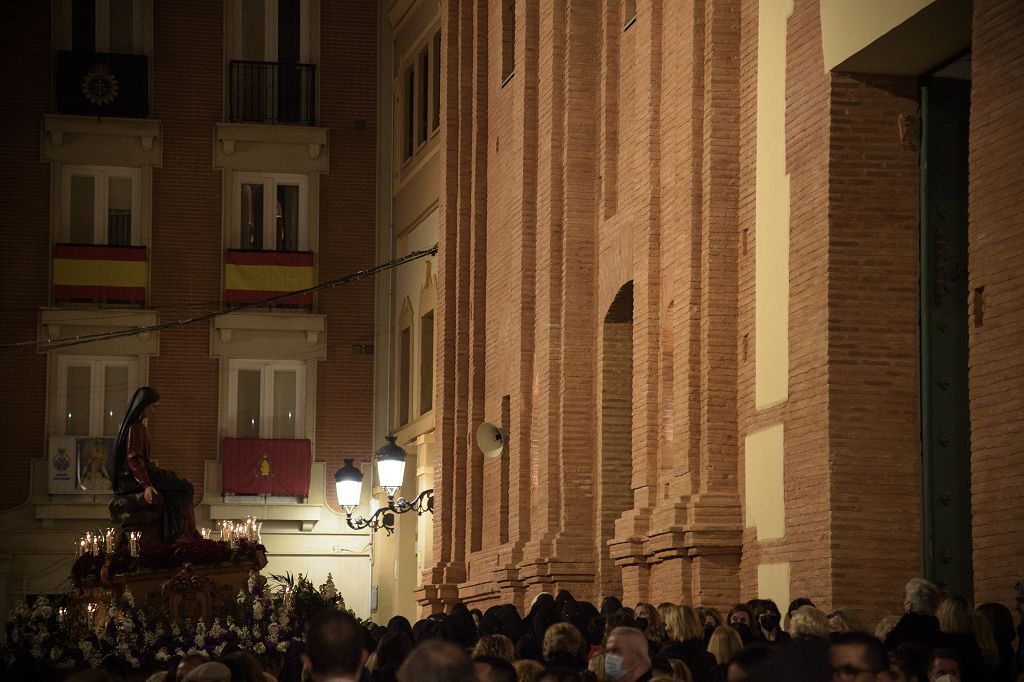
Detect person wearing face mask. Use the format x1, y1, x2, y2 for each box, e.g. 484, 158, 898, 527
726, 605, 755, 645
752, 601, 790, 646
604, 627, 654, 682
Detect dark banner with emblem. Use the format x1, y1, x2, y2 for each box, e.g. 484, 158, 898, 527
56, 51, 149, 118
222, 438, 312, 496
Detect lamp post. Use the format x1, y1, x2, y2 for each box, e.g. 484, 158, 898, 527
334, 436, 433, 535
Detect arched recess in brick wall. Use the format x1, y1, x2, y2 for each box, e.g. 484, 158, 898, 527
597, 281, 634, 598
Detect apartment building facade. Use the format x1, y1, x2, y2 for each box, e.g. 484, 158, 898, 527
0, 0, 383, 619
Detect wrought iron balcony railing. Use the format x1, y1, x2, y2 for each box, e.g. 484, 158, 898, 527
56, 51, 149, 118
228, 60, 316, 125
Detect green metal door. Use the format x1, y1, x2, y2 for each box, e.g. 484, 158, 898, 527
920, 77, 972, 599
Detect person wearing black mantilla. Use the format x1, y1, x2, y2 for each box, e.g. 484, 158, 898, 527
108, 386, 200, 544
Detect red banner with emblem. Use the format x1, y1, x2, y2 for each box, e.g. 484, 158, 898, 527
222, 438, 312, 496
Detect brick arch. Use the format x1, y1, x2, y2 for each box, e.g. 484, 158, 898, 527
597, 281, 634, 597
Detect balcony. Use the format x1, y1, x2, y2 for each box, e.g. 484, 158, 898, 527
55, 51, 149, 118
52, 244, 147, 304
228, 60, 316, 125
224, 249, 315, 307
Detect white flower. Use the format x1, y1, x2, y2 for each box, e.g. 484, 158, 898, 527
38, 604, 53, 620
276, 641, 290, 652
50, 646, 62, 660
214, 642, 226, 656
123, 588, 135, 608
236, 590, 247, 605
252, 600, 264, 621
319, 574, 337, 600
254, 642, 266, 654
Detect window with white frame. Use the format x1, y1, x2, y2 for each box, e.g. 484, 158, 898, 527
62, 166, 142, 246
234, 173, 308, 251
57, 356, 138, 437
398, 26, 441, 165
61, 0, 145, 54
228, 360, 305, 439
236, 0, 309, 62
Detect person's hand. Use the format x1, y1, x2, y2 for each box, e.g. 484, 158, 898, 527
144, 486, 157, 505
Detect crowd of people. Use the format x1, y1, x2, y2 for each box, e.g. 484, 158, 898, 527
65, 577, 1024, 682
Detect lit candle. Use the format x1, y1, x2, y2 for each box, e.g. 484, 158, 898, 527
58, 606, 67, 623
86, 602, 97, 629
77, 537, 87, 558
104, 528, 116, 554
201, 527, 211, 540
128, 531, 141, 558
255, 521, 262, 544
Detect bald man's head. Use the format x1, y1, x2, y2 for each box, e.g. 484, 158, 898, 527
605, 627, 651, 682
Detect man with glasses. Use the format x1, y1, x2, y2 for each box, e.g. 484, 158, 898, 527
830, 631, 894, 681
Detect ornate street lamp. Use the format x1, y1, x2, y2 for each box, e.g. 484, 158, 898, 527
334, 436, 433, 535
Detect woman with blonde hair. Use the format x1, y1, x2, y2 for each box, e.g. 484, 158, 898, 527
659, 605, 716, 682
472, 633, 514, 662
936, 595, 986, 680
706, 625, 744, 666
788, 605, 829, 639
826, 607, 865, 633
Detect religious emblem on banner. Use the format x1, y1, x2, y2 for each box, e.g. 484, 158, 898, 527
81, 64, 119, 106
255, 453, 275, 478
54, 447, 71, 479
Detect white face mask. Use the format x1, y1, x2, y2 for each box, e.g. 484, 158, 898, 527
604, 653, 627, 680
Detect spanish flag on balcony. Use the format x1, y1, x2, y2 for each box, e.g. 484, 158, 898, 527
222, 438, 312, 496
52, 244, 147, 303
224, 250, 315, 306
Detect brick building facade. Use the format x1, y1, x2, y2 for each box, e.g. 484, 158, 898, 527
0, 0, 382, 619
418, 0, 1024, 627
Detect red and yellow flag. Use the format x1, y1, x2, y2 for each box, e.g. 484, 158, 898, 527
52, 244, 147, 302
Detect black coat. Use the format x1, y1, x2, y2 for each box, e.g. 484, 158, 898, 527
884, 612, 944, 651
658, 638, 717, 682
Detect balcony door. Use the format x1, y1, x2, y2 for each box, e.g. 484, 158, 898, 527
236, 0, 308, 123
67, 0, 143, 54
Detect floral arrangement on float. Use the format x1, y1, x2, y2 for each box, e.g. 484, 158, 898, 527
2, 571, 357, 676
3, 514, 365, 677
